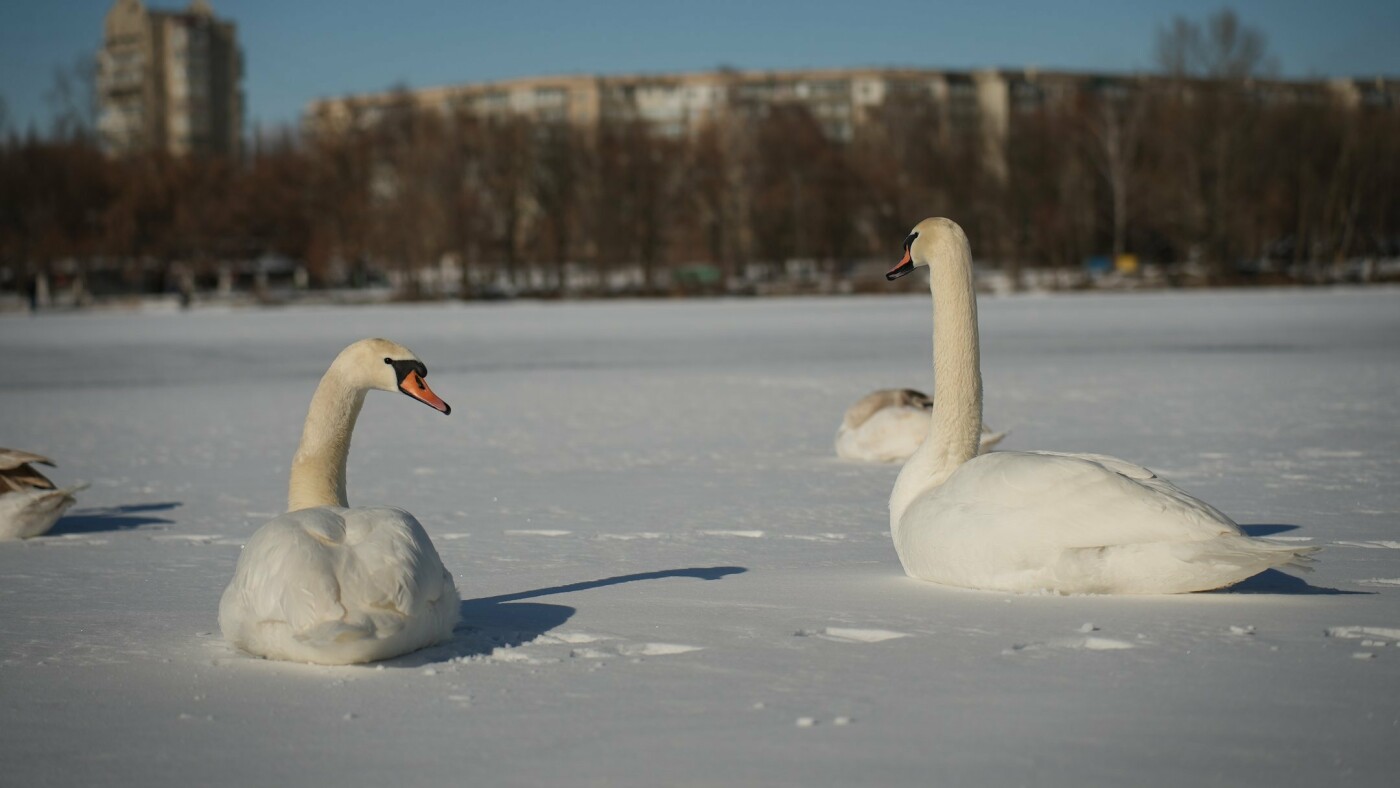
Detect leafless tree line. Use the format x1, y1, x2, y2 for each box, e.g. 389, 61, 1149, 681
2, 10, 1397, 300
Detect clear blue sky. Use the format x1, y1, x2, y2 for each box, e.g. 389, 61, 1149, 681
2, 0, 1397, 134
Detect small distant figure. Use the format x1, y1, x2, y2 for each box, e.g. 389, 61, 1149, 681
0, 448, 87, 540
836, 388, 1007, 463
26, 273, 40, 314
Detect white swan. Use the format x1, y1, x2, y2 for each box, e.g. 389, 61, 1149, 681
219, 339, 461, 664
836, 388, 1006, 463
0, 448, 86, 540
885, 218, 1316, 594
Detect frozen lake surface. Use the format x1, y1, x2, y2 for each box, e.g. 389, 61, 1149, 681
2, 288, 1398, 786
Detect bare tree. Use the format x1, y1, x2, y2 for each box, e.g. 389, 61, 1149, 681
1079, 84, 1148, 260
1155, 8, 1273, 79
44, 55, 97, 142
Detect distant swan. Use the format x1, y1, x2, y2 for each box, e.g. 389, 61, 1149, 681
219, 339, 460, 664
885, 218, 1316, 594
836, 388, 1006, 463
0, 448, 86, 540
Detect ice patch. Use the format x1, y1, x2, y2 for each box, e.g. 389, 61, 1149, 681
616, 643, 702, 657
596, 532, 664, 541
798, 627, 909, 644
438, 533, 470, 540
151, 534, 217, 544
504, 529, 571, 537
1007, 637, 1136, 653
1297, 448, 1365, 459
1358, 578, 1400, 587
1229, 625, 1256, 636
1325, 626, 1400, 641
546, 632, 606, 645
1079, 637, 1136, 650
1334, 540, 1400, 549
35, 537, 109, 547
488, 649, 560, 665
700, 530, 765, 538
569, 648, 611, 660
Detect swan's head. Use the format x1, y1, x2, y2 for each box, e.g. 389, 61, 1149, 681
338, 338, 451, 415
886, 217, 967, 280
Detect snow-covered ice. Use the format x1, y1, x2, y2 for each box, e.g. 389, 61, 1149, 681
2, 287, 1399, 786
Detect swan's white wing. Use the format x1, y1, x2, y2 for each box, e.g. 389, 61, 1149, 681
895, 451, 1302, 593
224, 508, 349, 633
338, 507, 454, 621
977, 429, 1008, 451
836, 407, 929, 462
935, 451, 1240, 550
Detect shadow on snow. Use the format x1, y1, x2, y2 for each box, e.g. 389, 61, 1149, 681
1213, 525, 1367, 595
388, 566, 748, 667
48, 501, 181, 535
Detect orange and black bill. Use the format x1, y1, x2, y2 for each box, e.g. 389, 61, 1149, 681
387, 358, 451, 414
886, 231, 919, 280
400, 370, 450, 414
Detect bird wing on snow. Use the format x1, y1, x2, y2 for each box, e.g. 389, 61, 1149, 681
942, 450, 1241, 549
337, 506, 449, 619
232, 508, 350, 634
0, 448, 54, 471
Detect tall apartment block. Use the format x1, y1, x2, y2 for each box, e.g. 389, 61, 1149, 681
97, 0, 243, 157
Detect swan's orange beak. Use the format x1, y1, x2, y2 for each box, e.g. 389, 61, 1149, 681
400, 371, 451, 415
886, 247, 916, 280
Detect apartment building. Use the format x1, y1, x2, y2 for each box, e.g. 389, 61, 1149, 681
97, 0, 243, 157
305, 65, 1396, 150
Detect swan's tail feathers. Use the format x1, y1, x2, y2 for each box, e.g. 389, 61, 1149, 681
294, 619, 374, 647
57, 482, 89, 498
1063, 536, 1321, 594
978, 430, 1009, 452
1173, 536, 1321, 592
1269, 542, 1320, 573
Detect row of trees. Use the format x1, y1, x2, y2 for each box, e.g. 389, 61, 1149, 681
2, 11, 1397, 300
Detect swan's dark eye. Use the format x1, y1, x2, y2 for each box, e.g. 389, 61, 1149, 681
386, 358, 427, 383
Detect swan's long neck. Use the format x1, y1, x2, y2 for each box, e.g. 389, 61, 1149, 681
890, 231, 983, 529
287, 366, 366, 511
